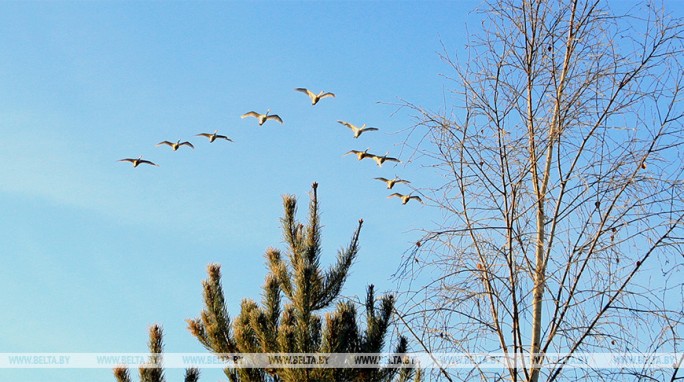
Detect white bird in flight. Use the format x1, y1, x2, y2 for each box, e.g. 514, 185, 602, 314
118, 156, 159, 167
241, 110, 283, 126
375, 177, 410, 189
371, 152, 400, 167
337, 120, 379, 138
295, 88, 335, 105
388, 193, 422, 205
345, 149, 373, 161
196, 130, 233, 143
157, 140, 195, 151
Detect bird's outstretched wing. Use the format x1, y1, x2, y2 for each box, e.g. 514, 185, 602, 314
139, 159, 159, 167
180, 141, 194, 149
241, 111, 260, 119
337, 120, 355, 129
345, 150, 361, 156
388, 193, 403, 199
410, 196, 423, 203
216, 135, 233, 141
196, 133, 212, 139
295, 87, 315, 98
156, 141, 173, 147
320, 92, 335, 99
383, 156, 400, 163
267, 114, 283, 123
375, 177, 390, 182
361, 127, 379, 133
118, 158, 136, 164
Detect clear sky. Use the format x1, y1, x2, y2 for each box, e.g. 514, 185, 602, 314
0, 1, 682, 382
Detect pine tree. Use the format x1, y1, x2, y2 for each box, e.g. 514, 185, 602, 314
186, 182, 419, 382
113, 324, 200, 382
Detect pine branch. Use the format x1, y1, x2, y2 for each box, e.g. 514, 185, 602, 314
321, 301, 360, 382
184, 368, 200, 382
258, 274, 281, 352
382, 336, 411, 382
362, 286, 394, 353
139, 325, 165, 382
234, 299, 261, 353
308, 315, 322, 352
114, 367, 132, 382
277, 304, 297, 353
187, 264, 236, 354
304, 182, 322, 265
281, 195, 300, 264
315, 219, 363, 310
398, 367, 421, 382
266, 248, 292, 299
321, 301, 359, 353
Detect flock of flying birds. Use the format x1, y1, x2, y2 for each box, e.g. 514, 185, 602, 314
118, 87, 422, 205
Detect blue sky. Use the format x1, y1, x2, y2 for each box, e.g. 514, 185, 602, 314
0, 2, 473, 381
1, 1, 682, 382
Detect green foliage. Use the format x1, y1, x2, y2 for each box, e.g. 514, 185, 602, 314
187, 183, 420, 382
115, 184, 420, 382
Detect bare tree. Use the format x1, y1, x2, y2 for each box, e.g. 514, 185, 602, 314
395, 1, 684, 381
